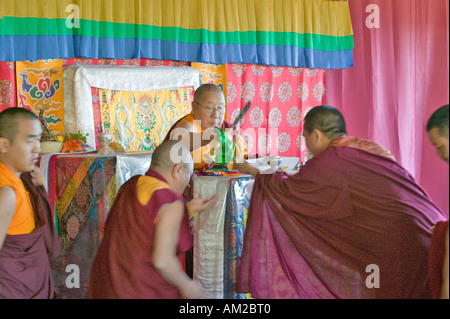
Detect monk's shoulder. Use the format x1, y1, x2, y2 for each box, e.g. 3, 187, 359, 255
0, 185, 17, 213
175, 120, 194, 130
136, 176, 179, 206
170, 121, 195, 139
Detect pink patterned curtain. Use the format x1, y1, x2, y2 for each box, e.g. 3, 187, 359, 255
226, 64, 326, 160
325, 0, 449, 217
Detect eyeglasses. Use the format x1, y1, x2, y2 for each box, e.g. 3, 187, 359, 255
195, 101, 226, 115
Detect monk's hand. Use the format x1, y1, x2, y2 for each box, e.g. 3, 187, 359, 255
186, 196, 218, 231
30, 166, 45, 187
236, 161, 259, 177
181, 280, 204, 299
187, 195, 218, 215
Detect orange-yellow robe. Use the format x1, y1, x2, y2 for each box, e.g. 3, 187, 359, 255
167, 112, 247, 170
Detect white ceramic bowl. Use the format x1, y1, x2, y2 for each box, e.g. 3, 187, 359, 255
40, 141, 63, 155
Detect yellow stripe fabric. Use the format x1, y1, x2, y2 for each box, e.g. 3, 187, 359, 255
1, 0, 72, 19
1, 0, 353, 36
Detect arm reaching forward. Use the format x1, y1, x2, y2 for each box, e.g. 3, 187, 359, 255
152, 200, 203, 299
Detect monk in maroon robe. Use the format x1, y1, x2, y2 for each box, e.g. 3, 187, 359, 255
237, 105, 446, 299
87, 141, 216, 299
426, 104, 449, 299
0, 108, 60, 299
429, 221, 449, 299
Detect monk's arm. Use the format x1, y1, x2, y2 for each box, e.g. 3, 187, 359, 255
152, 200, 203, 299
442, 225, 449, 299
170, 122, 214, 152
235, 162, 260, 177
0, 186, 16, 250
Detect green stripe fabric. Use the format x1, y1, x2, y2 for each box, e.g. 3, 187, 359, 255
0, 16, 354, 51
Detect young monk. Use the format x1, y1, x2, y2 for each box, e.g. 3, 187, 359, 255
426, 104, 449, 299
0, 107, 60, 299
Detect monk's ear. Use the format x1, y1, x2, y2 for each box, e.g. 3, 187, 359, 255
312, 129, 322, 143
172, 162, 184, 179
0, 137, 10, 153
313, 129, 332, 150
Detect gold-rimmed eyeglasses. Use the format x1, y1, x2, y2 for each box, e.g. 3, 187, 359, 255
195, 101, 226, 115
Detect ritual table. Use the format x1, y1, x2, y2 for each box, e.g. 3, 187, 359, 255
39, 153, 292, 299
192, 175, 255, 299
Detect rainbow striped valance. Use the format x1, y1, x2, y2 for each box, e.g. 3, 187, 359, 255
0, 0, 354, 69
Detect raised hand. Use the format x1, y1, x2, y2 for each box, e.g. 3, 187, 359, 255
187, 194, 219, 217
30, 166, 45, 187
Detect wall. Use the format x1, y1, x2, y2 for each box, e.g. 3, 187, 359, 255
325, 0, 449, 217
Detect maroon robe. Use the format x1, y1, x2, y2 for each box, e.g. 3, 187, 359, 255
0, 172, 60, 299
87, 169, 192, 299
428, 221, 449, 299
237, 145, 446, 299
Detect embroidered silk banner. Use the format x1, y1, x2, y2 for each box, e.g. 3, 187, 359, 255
0, 0, 354, 69
193, 175, 254, 299
98, 88, 193, 152
191, 62, 228, 114
63, 64, 200, 148
227, 64, 326, 159
191, 63, 227, 89
15, 59, 65, 135
47, 154, 116, 299
224, 177, 254, 299
62, 57, 192, 148
0, 61, 16, 111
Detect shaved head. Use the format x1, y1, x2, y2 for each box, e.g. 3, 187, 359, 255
304, 105, 347, 140
427, 104, 449, 163
0, 107, 39, 143
427, 104, 449, 138
150, 140, 193, 172
194, 83, 225, 103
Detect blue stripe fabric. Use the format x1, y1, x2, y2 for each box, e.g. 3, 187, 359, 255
0, 35, 75, 62
1, 35, 353, 69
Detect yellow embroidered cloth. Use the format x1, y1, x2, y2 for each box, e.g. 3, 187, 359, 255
99, 87, 193, 152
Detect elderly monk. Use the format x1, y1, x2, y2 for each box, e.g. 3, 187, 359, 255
167, 83, 247, 170
237, 105, 446, 299
0, 107, 60, 299
87, 140, 217, 299
426, 104, 449, 299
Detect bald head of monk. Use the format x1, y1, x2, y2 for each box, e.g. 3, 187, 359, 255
0, 107, 42, 176
150, 140, 194, 195
427, 104, 449, 163
303, 105, 348, 156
